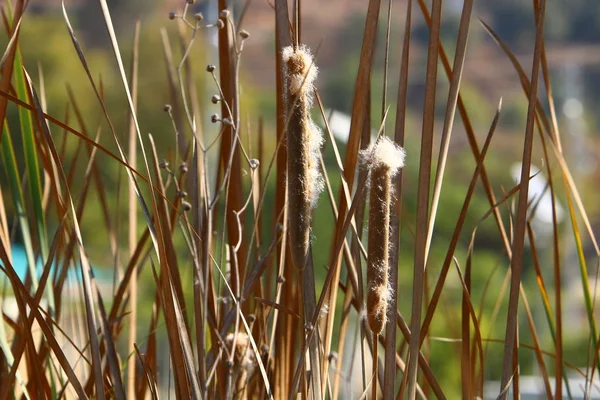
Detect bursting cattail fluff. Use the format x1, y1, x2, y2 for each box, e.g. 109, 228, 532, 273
224, 332, 257, 398
363, 137, 406, 334
283, 45, 324, 269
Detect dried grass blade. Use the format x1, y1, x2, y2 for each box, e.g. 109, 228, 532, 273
425, 0, 474, 262
148, 136, 199, 398
61, 1, 158, 253
537, 120, 568, 398
6, 2, 47, 298
0, 0, 24, 144
564, 181, 600, 372
498, 1, 546, 395
406, 0, 443, 396
23, 67, 105, 398
322, 0, 381, 395
417, 0, 512, 268
419, 99, 502, 346
274, 0, 293, 395
134, 344, 159, 400
216, 0, 247, 297
0, 255, 87, 399
453, 253, 485, 399
385, 0, 411, 396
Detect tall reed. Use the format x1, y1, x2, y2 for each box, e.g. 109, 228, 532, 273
363, 137, 406, 334
282, 45, 323, 269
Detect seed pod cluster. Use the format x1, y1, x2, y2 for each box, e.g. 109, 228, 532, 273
282, 45, 323, 269
363, 137, 406, 334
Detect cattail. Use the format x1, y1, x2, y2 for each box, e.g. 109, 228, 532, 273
224, 332, 257, 399
282, 45, 323, 269
363, 137, 406, 334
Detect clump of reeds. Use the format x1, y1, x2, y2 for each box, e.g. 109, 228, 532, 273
282, 45, 324, 269
224, 332, 257, 399
362, 137, 406, 334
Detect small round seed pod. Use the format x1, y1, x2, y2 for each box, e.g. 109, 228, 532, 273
194, 12, 204, 21
282, 45, 323, 269
211, 94, 221, 104
211, 114, 220, 123
163, 104, 172, 112
216, 19, 225, 29
219, 9, 230, 19
206, 64, 216, 73
168, 12, 176, 20
239, 30, 250, 39
362, 137, 405, 334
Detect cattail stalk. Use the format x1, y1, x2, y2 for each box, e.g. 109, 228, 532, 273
365, 137, 406, 334
282, 45, 323, 269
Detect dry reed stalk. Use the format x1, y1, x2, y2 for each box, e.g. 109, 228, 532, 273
282, 45, 323, 270
363, 137, 405, 334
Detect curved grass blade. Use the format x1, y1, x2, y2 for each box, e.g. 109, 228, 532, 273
23, 67, 104, 399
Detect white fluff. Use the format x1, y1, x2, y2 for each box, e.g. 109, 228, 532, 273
362, 136, 406, 175
282, 45, 318, 99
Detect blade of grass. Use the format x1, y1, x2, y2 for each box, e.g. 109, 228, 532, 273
385, 0, 411, 396
24, 67, 105, 399
148, 135, 199, 398
564, 180, 600, 374
418, 99, 502, 358
126, 19, 141, 400
0, 0, 24, 146
536, 112, 567, 399
425, 0, 474, 263
498, 2, 546, 395
416, 0, 513, 294
6, 0, 47, 302
273, 0, 294, 396
406, 0, 442, 396
61, 2, 160, 263
322, 1, 381, 397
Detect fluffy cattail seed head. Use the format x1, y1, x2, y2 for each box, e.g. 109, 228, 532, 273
283, 45, 323, 269
224, 332, 257, 385
362, 137, 405, 334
